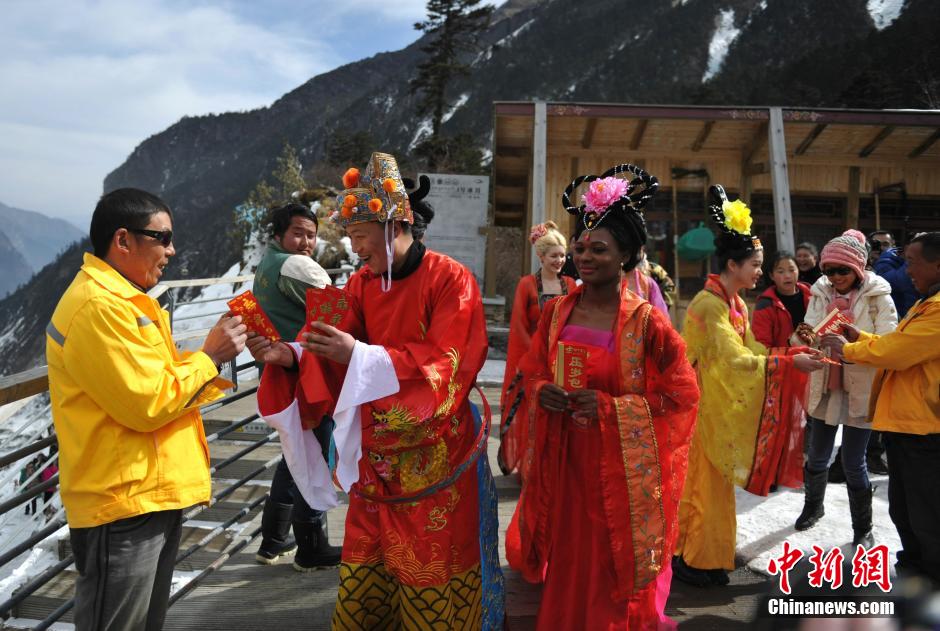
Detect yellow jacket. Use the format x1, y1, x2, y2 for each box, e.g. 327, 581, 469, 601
843, 291, 940, 435
46, 254, 228, 527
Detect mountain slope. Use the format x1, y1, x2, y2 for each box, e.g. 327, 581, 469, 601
1, 0, 937, 375
0, 230, 33, 298
0, 202, 84, 298
0, 202, 84, 272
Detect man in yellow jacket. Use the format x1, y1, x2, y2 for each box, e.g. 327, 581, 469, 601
46, 188, 247, 631
824, 231, 940, 586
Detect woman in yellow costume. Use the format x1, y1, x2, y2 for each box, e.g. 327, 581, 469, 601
673, 185, 825, 587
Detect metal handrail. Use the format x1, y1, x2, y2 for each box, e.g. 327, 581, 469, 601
167, 525, 263, 606
0, 435, 56, 470
0, 556, 73, 618
12, 455, 282, 624
0, 475, 58, 516
33, 493, 271, 630
209, 433, 276, 475
0, 517, 66, 569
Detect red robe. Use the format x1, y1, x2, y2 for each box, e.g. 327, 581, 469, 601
499, 273, 577, 477
506, 284, 700, 629
258, 249, 502, 629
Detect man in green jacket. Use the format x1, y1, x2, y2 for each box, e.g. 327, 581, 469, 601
253, 202, 341, 570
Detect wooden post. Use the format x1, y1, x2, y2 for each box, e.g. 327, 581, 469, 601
530, 101, 547, 274
768, 107, 795, 252
847, 166, 860, 230
873, 177, 881, 231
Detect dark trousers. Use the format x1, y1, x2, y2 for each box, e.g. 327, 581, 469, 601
269, 417, 334, 524
806, 416, 871, 490
868, 430, 886, 458
70, 509, 183, 631
884, 432, 940, 584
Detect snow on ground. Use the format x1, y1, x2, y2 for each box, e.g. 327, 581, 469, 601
867, 0, 905, 30
0, 523, 68, 603
737, 471, 900, 577
3, 618, 73, 630
702, 8, 742, 82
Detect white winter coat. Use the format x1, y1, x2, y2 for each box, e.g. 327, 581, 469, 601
805, 271, 898, 427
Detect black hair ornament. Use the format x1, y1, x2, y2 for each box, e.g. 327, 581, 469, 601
403, 175, 431, 203
563, 163, 659, 234
708, 184, 762, 253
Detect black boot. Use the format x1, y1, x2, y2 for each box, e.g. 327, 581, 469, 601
795, 467, 828, 531
848, 485, 875, 548
293, 516, 342, 572
866, 453, 889, 476
255, 500, 297, 564
672, 556, 713, 588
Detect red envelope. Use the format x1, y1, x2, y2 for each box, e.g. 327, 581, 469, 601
226, 290, 278, 341
554, 342, 590, 391
306, 285, 353, 328
812, 308, 853, 337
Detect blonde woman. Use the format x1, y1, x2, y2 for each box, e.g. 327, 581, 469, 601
498, 221, 578, 477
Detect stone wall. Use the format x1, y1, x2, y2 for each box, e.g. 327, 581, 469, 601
488, 226, 525, 317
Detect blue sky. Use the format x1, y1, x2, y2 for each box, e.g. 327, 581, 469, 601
0, 0, 434, 228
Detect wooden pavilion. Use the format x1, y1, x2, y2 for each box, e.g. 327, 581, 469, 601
486, 102, 940, 300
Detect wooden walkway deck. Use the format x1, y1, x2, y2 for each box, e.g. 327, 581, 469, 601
161, 386, 770, 630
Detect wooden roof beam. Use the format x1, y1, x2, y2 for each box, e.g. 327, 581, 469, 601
859, 125, 895, 158
629, 119, 648, 151
580, 118, 598, 149
743, 121, 769, 165
691, 120, 715, 152
794, 123, 827, 156
908, 128, 940, 159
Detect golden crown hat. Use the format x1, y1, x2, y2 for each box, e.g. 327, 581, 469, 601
333, 152, 413, 228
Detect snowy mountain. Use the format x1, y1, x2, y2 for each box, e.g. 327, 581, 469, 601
0, 0, 937, 375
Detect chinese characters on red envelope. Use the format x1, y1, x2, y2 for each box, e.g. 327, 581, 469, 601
554, 342, 590, 391
813, 307, 853, 337
226, 290, 278, 341
813, 308, 853, 365
306, 285, 352, 328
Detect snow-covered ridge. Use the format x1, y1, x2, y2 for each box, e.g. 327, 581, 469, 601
703, 8, 742, 83
867, 0, 905, 30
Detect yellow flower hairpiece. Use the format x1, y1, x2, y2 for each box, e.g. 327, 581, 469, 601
722, 199, 753, 235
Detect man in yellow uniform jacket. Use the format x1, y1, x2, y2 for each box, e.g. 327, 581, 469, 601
823, 231, 940, 586
46, 188, 247, 631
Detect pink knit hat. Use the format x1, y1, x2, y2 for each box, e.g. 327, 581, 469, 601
820, 229, 867, 280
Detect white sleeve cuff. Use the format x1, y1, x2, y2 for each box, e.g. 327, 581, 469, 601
287, 341, 303, 361
261, 399, 339, 511
332, 341, 400, 492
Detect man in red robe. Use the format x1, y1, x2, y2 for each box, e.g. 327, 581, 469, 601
247, 153, 503, 630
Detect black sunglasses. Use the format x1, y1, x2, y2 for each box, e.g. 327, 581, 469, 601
129, 228, 173, 247
823, 266, 853, 277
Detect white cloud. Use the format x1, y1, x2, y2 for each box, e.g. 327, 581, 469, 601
0, 0, 430, 224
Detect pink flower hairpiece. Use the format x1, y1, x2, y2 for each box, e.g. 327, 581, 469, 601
529, 223, 549, 244
583, 176, 629, 214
